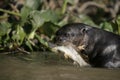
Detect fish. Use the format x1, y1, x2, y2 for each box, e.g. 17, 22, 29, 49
52, 45, 89, 67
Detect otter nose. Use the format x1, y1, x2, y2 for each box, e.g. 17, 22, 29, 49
53, 36, 66, 44
53, 37, 62, 43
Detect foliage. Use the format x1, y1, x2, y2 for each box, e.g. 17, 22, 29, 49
99, 16, 120, 34
0, 0, 120, 53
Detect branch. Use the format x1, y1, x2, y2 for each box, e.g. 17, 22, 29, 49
78, 1, 116, 18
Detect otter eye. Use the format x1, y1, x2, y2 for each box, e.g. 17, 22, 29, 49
64, 33, 69, 37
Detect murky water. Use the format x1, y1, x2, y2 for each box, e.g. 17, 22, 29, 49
0, 52, 120, 80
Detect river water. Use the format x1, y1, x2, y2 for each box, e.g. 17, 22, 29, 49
0, 52, 120, 80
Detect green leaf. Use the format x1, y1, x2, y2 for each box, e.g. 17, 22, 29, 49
20, 7, 32, 25
100, 22, 113, 32
0, 22, 11, 44
25, 40, 33, 51
0, 22, 11, 36
40, 22, 59, 37
25, 0, 42, 10
20, 0, 42, 25
30, 10, 59, 27
79, 14, 96, 27
27, 10, 59, 39
35, 34, 48, 47
12, 25, 26, 45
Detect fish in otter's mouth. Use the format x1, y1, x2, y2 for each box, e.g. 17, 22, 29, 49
51, 44, 89, 67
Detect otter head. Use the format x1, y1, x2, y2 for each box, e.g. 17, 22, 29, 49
53, 23, 90, 46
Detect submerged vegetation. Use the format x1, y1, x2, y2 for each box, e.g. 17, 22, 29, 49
0, 0, 120, 53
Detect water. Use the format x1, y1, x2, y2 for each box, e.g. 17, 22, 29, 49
0, 52, 120, 80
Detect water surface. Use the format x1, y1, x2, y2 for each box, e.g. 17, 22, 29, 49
0, 52, 120, 80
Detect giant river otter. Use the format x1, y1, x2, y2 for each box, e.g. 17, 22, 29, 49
53, 23, 120, 68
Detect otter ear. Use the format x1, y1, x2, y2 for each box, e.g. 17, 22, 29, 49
80, 27, 90, 34
80, 28, 87, 34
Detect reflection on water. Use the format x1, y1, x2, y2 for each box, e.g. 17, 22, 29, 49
0, 52, 120, 80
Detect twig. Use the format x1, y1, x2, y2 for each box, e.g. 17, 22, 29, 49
0, 8, 21, 16
9, 3, 20, 20
114, 1, 120, 15
79, 1, 107, 13
17, 47, 30, 54
0, 14, 9, 21
1, 51, 19, 54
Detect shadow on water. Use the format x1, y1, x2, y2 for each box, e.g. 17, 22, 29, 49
0, 52, 120, 80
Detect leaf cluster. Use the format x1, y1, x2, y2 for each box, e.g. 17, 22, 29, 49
0, 0, 120, 53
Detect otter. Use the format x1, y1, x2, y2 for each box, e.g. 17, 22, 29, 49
53, 23, 120, 68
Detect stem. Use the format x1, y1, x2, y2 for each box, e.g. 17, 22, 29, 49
0, 8, 21, 16
62, 0, 68, 14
